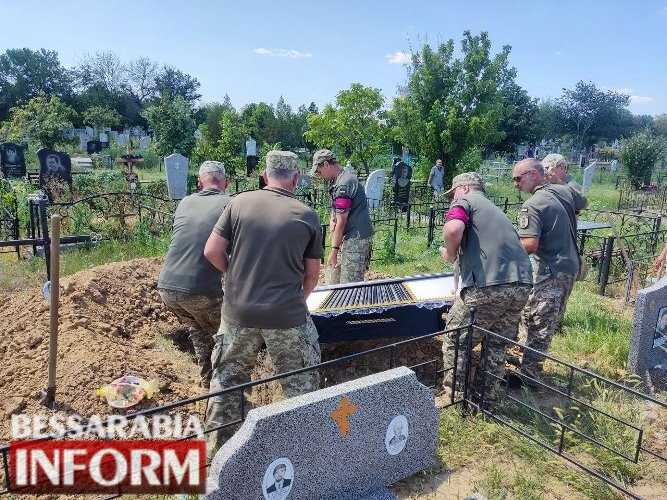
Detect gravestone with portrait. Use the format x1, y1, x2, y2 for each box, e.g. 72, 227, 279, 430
392, 160, 411, 209
365, 169, 386, 210
206, 366, 438, 500
628, 278, 667, 388
582, 161, 598, 195
37, 148, 72, 199
0, 142, 27, 178
164, 153, 189, 200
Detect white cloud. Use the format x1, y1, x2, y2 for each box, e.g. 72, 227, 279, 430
252, 48, 312, 59
386, 51, 411, 65
554, 50, 563, 56
630, 95, 654, 104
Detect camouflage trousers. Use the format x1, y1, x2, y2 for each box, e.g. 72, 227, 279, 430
205, 316, 321, 455
328, 236, 371, 285
443, 283, 531, 402
519, 273, 575, 377
158, 289, 222, 387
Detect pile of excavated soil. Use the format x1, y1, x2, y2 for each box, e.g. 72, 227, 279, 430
0, 258, 199, 442
0, 258, 442, 443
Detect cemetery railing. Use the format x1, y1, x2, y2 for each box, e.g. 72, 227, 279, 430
470, 325, 665, 500
0, 323, 471, 497
0, 320, 663, 498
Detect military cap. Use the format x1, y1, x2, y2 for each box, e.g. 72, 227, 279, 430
445, 172, 485, 194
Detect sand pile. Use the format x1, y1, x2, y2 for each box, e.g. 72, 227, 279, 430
0, 258, 200, 442
0, 258, 442, 443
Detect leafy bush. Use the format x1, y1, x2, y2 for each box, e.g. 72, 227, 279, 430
620, 131, 665, 189
456, 146, 483, 174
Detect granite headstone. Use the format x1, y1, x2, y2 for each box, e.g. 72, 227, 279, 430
629, 277, 667, 388
37, 148, 72, 195
87, 141, 102, 155
117, 133, 129, 146
0, 142, 26, 178
206, 366, 438, 500
139, 135, 151, 150
365, 169, 386, 209
582, 161, 598, 195
164, 153, 189, 199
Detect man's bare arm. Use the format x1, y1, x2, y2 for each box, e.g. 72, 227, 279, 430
441, 219, 465, 263
303, 258, 321, 300
204, 233, 230, 272
520, 236, 539, 254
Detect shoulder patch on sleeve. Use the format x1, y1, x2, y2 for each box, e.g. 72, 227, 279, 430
519, 209, 529, 229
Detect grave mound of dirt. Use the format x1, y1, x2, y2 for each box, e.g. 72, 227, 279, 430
0, 258, 199, 442
0, 258, 442, 443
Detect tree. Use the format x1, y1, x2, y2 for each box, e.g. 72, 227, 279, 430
556, 81, 629, 150
390, 32, 511, 182
77, 51, 127, 94
620, 131, 666, 188
142, 95, 196, 157
126, 57, 159, 103
496, 82, 539, 152
154, 67, 201, 103
83, 105, 122, 131
534, 99, 561, 141
241, 102, 278, 145
0, 48, 73, 120
653, 114, 667, 137
2, 94, 77, 148
305, 83, 386, 173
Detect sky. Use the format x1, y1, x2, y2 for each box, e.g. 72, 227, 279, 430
1, 0, 666, 115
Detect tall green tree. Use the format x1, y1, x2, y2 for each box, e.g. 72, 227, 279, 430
390, 32, 511, 181
0, 48, 73, 120
496, 82, 539, 152
556, 81, 629, 150
2, 94, 77, 148
154, 67, 201, 103
142, 95, 196, 157
621, 130, 666, 188
83, 105, 122, 131
305, 83, 386, 173
654, 114, 667, 137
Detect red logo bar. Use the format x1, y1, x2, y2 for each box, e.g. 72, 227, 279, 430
9, 440, 206, 494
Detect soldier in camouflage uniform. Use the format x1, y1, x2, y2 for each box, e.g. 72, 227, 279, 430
158, 161, 230, 388
513, 159, 586, 380
310, 149, 373, 284
203, 150, 322, 455
440, 173, 533, 403
541, 153, 588, 330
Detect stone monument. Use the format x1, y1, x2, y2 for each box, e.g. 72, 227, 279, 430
164, 153, 189, 200
206, 367, 438, 500
0, 142, 26, 178
629, 278, 667, 389
582, 160, 598, 195
139, 135, 151, 150
245, 136, 258, 176
365, 169, 386, 209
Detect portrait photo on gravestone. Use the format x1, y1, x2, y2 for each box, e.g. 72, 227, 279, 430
0, 142, 26, 178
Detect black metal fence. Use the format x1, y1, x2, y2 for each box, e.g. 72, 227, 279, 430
1, 321, 663, 498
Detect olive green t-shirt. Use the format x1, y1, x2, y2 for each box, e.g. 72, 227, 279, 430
517, 183, 584, 283
213, 187, 322, 329
450, 191, 533, 290
158, 188, 231, 296
330, 170, 373, 240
